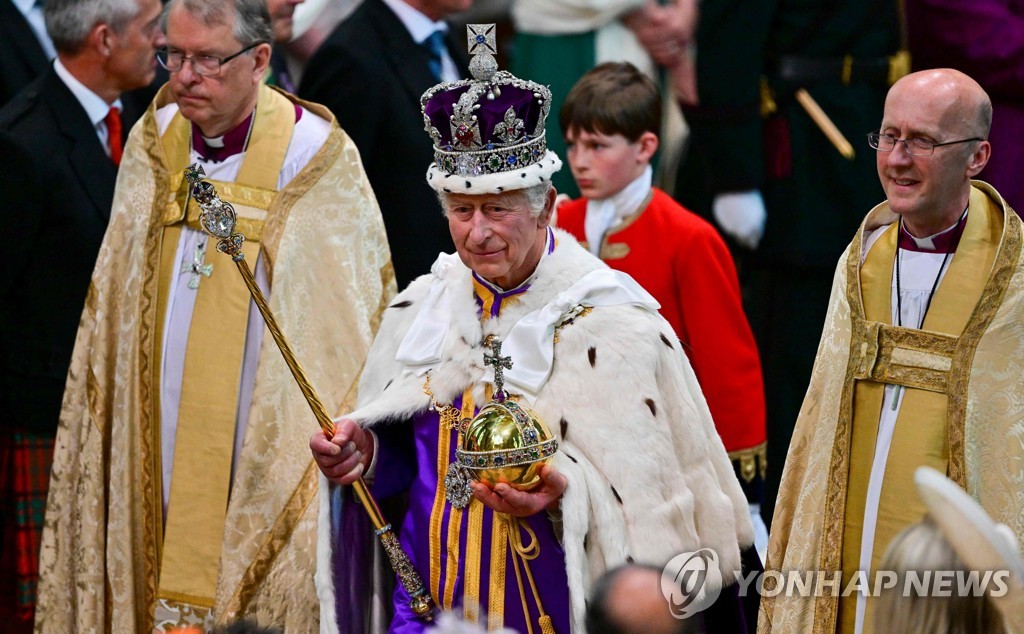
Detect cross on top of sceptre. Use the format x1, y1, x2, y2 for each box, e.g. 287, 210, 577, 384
483, 337, 512, 399
184, 163, 205, 185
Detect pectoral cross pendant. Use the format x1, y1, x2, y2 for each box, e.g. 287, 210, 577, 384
181, 240, 214, 289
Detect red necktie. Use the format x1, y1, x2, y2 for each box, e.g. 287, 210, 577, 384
105, 107, 122, 166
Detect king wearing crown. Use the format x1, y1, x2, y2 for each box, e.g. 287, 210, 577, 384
311, 25, 757, 633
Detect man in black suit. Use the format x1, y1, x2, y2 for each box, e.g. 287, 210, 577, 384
0, 0, 54, 108
299, 0, 472, 287
0, 0, 164, 630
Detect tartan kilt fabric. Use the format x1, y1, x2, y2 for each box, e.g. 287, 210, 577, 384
0, 428, 55, 620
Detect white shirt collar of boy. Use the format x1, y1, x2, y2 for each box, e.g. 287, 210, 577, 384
583, 164, 652, 257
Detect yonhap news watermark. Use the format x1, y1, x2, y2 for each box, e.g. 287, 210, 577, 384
661, 548, 1012, 619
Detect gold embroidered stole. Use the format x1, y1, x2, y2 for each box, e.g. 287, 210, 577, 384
154, 84, 294, 611
834, 189, 1001, 632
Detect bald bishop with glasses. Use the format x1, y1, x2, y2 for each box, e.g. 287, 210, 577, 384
760, 68, 1024, 634
34, 0, 394, 632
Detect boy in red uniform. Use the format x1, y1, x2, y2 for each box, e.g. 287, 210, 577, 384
557, 62, 769, 549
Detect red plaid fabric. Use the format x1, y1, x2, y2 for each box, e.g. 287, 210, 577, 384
0, 428, 55, 630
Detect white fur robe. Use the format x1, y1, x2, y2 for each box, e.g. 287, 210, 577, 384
316, 229, 753, 632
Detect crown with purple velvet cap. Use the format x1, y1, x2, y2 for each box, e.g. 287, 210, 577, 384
421, 24, 562, 195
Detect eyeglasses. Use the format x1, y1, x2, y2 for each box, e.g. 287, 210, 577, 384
867, 132, 985, 157
156, 42, 265, 76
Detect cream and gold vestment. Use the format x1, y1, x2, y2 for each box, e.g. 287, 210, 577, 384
760, 181, 1024, 633
35, 84, 394, 633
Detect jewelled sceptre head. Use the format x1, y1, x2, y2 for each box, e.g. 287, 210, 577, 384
183, 164, 435, 621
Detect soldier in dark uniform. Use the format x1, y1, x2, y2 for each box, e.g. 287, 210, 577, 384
676, 0, 906, 523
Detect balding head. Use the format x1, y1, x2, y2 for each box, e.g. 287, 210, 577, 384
586, 564, 694, 634
888, 69, 992, 139
876, 68, 992, 235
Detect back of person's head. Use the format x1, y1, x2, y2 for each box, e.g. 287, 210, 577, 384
45, 0, 141, 54
559, 62, 661, 142
874, 467, 1023, 634
586, 563, 693, 634
875, 517, 1007, 634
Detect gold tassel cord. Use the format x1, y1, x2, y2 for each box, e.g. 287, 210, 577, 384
507, 516, 556, 634
184, 164, 435, 621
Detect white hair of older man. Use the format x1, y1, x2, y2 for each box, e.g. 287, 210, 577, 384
436, 182, 554, 218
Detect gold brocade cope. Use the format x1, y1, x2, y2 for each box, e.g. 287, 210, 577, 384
828, 187, 1002, 633
155, 85, 295, 611
759, 182, 1024, 634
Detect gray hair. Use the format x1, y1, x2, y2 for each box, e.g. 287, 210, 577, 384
436, 182, 554, 218
163, 0, 272, 47
45, 0, 140, 54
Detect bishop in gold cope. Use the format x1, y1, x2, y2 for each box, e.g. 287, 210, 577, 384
34, 1, 394, 628
186, 163, 434, 621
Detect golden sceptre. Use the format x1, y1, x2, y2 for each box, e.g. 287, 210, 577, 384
184, 163, 434, 621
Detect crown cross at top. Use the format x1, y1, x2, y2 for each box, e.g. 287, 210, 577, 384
483, 336, 512, 401
466, 24, 498, 82
467, 24, 496, 56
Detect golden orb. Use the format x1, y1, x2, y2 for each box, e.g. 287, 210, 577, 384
456, 398, 558, 491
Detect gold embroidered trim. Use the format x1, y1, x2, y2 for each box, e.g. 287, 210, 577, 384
600, 243, 631, 260
156, 589, 217, 610
221, 460, 320, 621
728, 441, 767, 483
812, 235, 865, 633
488, 515, 508, 631
849, 320, 958, 393
596, 190, 654, 262
443, 506, 465, 610
947, 192, 1021, 486
373, 262, 397, 334
441, 388, 476, 609
553, 306, 593, 344
602, 190, 655, 239
224, 368, 363, 620
463, 500, 485, 622
425, 373, 453, 606
138, 101, 173, 630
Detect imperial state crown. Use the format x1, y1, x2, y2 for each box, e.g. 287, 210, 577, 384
421, 24, 561, 195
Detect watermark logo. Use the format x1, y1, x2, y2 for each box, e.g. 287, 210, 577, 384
661, 548, 723, 619
660, 547, 1011, 616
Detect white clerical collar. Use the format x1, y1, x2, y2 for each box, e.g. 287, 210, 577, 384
584, 165, 652, 256
202, 135, 226, 148
53, 57, 122, 128
381, 0, 449, 44
901, 207, 969, 251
